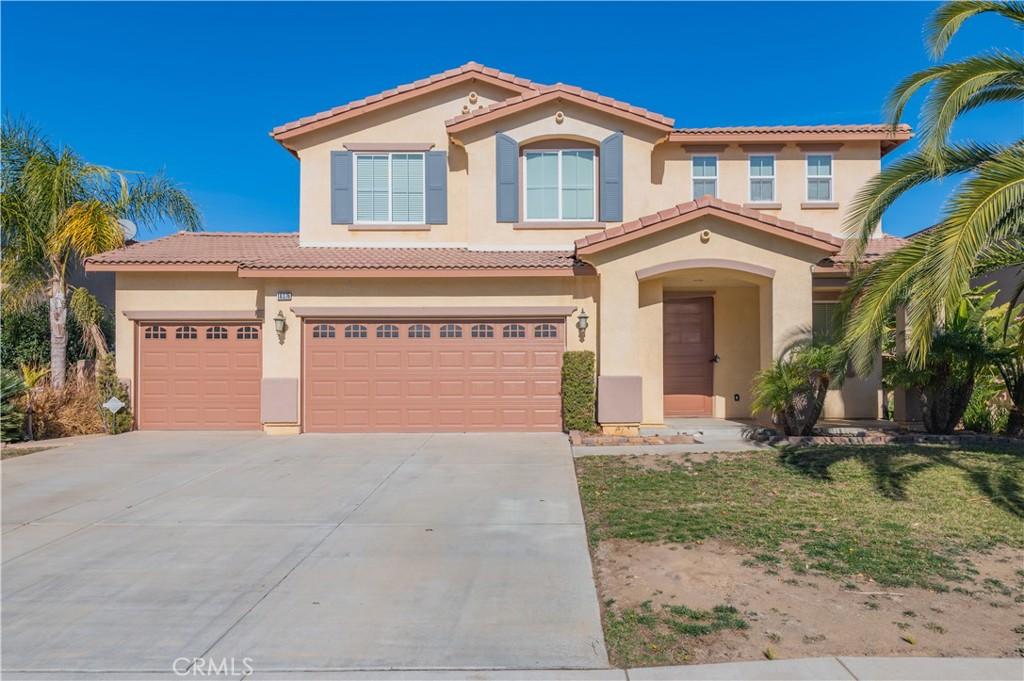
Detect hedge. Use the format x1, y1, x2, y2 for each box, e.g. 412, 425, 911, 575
562, 350, 596, 432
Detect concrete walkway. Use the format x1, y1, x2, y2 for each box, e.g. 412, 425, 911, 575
3, 657, 1020, 679
2, 431, 606, 673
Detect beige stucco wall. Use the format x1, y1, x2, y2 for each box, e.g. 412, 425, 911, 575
289, 84, 883, 249
114, 272, 263, 382
293, 80, 516, 246
583, 215, 821, 425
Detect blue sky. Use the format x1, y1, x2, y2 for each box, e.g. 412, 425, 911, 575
2, 1, 1020, 239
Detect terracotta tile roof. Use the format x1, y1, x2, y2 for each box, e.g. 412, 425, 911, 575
670, 124, 913, 154
445, 83, 675, 133
575, 197, 844, 254
813, 235, 907, 273
85, 232, 580, 272
271, 62, 541, 140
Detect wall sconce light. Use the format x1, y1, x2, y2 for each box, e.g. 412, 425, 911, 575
576, 309, 589, 341
274, 310, 287, 342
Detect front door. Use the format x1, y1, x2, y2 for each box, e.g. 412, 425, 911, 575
663, 296, 714, 417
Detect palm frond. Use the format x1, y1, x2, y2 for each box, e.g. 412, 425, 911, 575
927, 1, 1024, 59
48, 199, 125, 260
907, 145, 1024, 361
842, 143, 1004, 257
974, 238, 1024, 275
840, 236, 935, 374
108, 172, 203, 232
916, 52, 1024, 161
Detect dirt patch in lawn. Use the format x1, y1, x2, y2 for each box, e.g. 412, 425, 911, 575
594, 538, 1024, 666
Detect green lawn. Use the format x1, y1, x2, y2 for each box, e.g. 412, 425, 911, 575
576, 444, 1024, 589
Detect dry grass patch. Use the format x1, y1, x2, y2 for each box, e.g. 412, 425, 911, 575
576, 445, 1024, 666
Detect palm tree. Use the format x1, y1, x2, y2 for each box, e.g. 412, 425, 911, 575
1, 119, 201, 388
842, 1, 1024, 372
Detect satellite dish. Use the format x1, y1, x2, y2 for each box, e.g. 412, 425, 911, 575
117, 219, 137, 241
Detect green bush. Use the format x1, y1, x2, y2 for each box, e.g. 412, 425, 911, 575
0, 302, 89, 372
562, 350, 596, 432
96, 354, 132, 433
963, 371, 1009, 433
1, 369, 26, 442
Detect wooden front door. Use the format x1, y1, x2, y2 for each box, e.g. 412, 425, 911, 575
663, 296, 714, 417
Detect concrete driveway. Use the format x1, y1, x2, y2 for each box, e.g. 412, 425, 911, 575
2, 431, 607, 674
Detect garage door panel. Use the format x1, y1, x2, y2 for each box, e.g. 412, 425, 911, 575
137, 323, 261, 430
304, 318, 564, 432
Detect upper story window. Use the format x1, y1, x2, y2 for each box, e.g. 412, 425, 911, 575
748, 155, 776, 203
806, 154, 833, 202
692, 156, 718, 198
355, 153, 424, 223
524, 149, 595, 221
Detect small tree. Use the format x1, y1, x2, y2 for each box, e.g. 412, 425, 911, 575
752, 343, 847, 436
96, 353, 131, 433
888, 292, 996, 434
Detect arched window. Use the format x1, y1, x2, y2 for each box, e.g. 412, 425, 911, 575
534, 323, 558, 339
376, 324, 399, 339
408, 323, 431, 338
440, 323, 462, 339
237, 326, 259, 340
502, 323, 525, 339
312, 324, 335, 339
206, 326, 228, 340
471, 323, 494, 339
344, 324, 368, 338
144, 325, 166, 340
175, 326, 197, 340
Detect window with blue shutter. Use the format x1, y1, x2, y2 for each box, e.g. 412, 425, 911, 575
352, 152, 425, 223
330, 151, 354, 224
599, 132, 623, 222
425, 150, 447, 224
496, 134, 519, 222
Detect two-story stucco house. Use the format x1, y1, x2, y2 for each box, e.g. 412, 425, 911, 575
86, 62, 911, 434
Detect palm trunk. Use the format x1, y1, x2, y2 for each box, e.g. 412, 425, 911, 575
49, 275, 68, 390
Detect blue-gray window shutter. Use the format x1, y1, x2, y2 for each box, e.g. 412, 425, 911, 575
425, 150, 447, 224
331, 151, 353, 224
600, 132, 623, 222
496, 133, 519, 223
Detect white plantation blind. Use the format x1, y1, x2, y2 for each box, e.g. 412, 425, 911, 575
561, 150, 594, 220
525, 151, 559, 220
391, 153, 424, 223
749, 155, 775, 202
356, 155, 388, 222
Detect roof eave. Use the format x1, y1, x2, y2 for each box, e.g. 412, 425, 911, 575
270, 70, 537, 147
445, 90, 675, 135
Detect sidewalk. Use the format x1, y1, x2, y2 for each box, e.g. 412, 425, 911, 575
4, 657, 1021, 679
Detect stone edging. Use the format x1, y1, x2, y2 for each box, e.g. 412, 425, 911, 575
769, 433, 1022, 447
568, 430, 699, 447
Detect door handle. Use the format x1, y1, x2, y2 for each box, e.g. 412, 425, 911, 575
710, 354, 721, 364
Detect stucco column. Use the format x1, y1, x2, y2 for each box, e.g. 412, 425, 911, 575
595, 263, 653, 430
771, 264, 813, 358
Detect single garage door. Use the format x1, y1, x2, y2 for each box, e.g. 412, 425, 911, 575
137, 322, 262, 430
303, 319, 564, 432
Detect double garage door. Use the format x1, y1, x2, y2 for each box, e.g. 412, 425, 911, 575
303, 318, 565, 432
136, 318, 564, 432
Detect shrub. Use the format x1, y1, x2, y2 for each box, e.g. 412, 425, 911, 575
1, 369, 26, 442
562, 350, 596, 432
963, 371, 1009, 433
751, 343, 847, 436
0, 302, 88, 373
18, 382, 104, 439
96, 353, 132, 433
